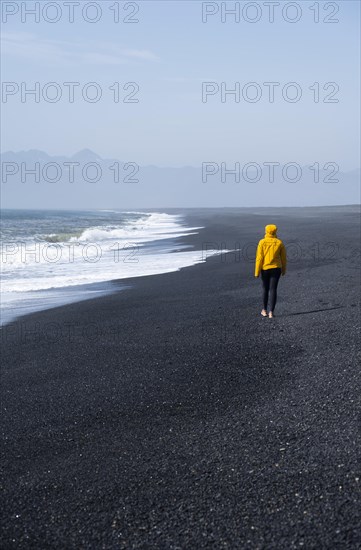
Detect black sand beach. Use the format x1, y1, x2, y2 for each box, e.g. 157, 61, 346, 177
1, 206, 360, 549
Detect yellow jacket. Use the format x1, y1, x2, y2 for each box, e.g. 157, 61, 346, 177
255, 224, 287, 277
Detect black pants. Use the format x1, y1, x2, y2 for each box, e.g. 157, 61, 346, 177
261, 267, 282, 312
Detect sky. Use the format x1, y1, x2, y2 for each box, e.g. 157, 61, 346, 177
1, 0, 360, 170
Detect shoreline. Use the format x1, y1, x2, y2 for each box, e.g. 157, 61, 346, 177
0, 211, 208, 327
0, 205, 361, 330
1, 206, 360, 548
2, 205, 359, 328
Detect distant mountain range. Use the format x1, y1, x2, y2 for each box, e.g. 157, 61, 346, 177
1, 150, 360, 209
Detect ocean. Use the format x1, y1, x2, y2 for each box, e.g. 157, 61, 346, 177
0, 209, 218, 325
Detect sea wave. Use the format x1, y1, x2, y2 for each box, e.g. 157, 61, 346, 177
1, 248, 222, 293
0, 210, 230, 324
1, 212, 206, 288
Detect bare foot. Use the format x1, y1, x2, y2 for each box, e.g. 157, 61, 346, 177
261, 309, 267, 317
268, 311, 275, 318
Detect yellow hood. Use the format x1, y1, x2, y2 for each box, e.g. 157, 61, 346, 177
264, 224, 277, 237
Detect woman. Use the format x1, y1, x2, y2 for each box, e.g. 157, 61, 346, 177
254, 224, 287, 318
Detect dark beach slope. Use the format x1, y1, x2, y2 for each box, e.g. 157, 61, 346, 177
1, 206, 360, 549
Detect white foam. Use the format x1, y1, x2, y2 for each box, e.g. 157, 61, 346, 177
1, 212, 203, 272
2, 248, 222, 293
1, 212, 228, 321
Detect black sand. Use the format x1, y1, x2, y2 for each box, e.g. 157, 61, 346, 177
1, 206, 360, 549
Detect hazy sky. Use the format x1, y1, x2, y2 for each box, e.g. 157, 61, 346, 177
1, 0, 360, 169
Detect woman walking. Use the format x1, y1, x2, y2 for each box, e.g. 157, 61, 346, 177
255, 224, 287, 318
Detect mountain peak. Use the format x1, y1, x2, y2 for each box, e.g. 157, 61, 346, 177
71, 149, 101, 161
